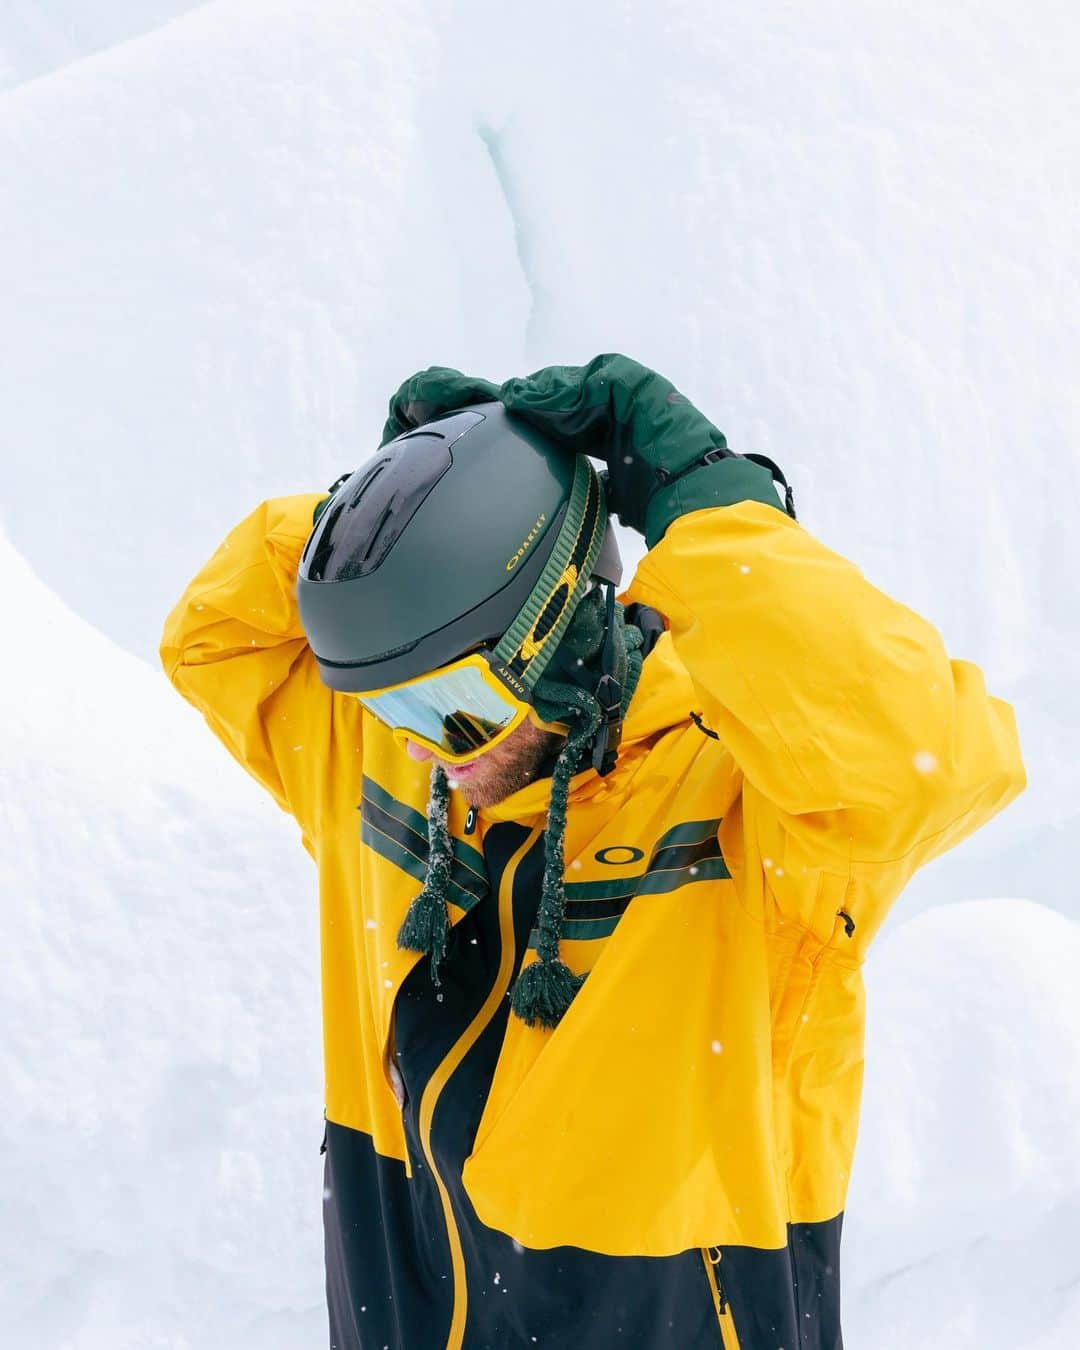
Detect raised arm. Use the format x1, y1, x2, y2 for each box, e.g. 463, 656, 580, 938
630, 499, 1025, 942
497, 354, 1028, 947
159, 492, 335, 857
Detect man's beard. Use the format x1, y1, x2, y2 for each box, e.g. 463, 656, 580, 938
446, 727, 565, 808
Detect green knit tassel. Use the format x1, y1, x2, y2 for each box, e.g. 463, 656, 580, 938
396, 765, 452, 984
511, 957, 587, 1030
510, 717, 598, 1029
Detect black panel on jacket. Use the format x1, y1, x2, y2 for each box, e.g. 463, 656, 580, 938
323, 819, 844, 1349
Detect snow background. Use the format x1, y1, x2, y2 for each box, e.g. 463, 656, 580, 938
0, 1, 1075, 1345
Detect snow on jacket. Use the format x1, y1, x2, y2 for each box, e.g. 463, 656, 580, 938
160, 493, 1025, 1349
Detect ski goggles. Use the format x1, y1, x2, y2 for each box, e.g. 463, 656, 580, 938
350, 651, 539, 764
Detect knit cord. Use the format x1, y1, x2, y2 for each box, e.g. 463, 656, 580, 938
395, 764, 453, 984
396, 607, 647, 1022
511, 616, 646, 1030
509, 713, 599, 1029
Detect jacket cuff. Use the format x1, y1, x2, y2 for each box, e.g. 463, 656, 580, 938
643, 457, 785, 548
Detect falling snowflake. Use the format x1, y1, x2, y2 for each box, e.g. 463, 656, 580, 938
383, 979, 392, 989
689, 865, 699, 876
493, 1272, 501, 1285
710, 1040, 723, 1054
366, 919, 377, 930
738, 564, 751, 574
913, 750, 939, 773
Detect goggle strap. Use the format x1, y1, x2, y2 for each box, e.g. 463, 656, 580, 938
592, 581, 624, 777
492, 458, 607, 693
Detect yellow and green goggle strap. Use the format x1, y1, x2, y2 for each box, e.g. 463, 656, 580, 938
488, 455, 607, 694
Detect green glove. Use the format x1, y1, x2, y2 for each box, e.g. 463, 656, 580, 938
367, 356, 795, 548
380, 366, 500, 445
499, 353, 794, 547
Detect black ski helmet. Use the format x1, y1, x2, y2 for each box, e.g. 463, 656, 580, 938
296, 402, 622, 694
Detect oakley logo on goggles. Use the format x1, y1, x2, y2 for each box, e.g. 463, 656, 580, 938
351, 652, 536, 763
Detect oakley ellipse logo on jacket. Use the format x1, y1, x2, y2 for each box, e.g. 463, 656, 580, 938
595, 845, 646, 865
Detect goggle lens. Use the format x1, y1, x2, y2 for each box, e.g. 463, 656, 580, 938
354, 657, 525, 760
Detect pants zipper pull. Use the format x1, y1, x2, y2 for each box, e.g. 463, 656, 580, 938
707, 1246, 727, 1313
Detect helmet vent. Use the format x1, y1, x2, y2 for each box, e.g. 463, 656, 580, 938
304, 434, 455, 582
349, 458, 390, 509
356, 498, 399, 568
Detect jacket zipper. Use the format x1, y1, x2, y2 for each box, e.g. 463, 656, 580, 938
416, 827, 542, 1350
702, 1247, 741, 1349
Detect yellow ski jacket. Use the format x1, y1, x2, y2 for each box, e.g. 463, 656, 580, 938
161, 493, 1025, 1349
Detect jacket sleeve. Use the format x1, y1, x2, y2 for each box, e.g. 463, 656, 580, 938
159, 493, 334, 859
630, 500, 1027, 949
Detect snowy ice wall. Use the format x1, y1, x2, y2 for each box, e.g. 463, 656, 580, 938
1, 1, 1076, 1347
1, 0, 1074, 912
0, 529, 324, 1346
0, 1, 210, 92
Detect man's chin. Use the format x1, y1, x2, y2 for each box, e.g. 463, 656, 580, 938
432, 727, 564, 810
445, 765, 543, 809
446, 773, 513, 809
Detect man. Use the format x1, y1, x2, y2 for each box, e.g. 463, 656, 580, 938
161, 354, 1025, 1349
